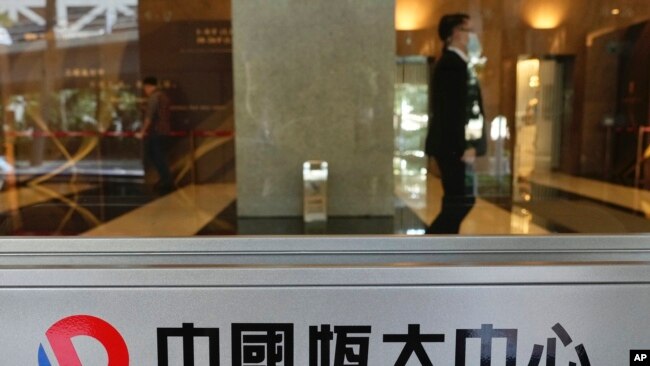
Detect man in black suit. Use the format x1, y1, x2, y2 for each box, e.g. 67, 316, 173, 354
425, 13, 486, 234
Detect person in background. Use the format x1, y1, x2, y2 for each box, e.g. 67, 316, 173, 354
424, 13, 487, 234
137, 76, 174, 194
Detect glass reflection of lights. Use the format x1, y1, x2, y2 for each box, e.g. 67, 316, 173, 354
406, 229, 426, 236
522, 0, 568, 29
490, 116, 509, 141
400, 100, 428, 132
394, 0, 435, 31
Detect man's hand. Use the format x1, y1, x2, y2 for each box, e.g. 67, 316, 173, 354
461, 147, 476, 164
137, 118, 152, 140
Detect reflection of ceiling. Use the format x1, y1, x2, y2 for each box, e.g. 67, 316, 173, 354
0, 29, 138, 55
0, 0, 46, 26
0, 0, 137, 42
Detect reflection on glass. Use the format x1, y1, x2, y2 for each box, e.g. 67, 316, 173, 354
394, 57, 428, 207
0, 0, 647, 236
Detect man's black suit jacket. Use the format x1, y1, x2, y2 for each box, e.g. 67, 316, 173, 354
425, 49, 486, 158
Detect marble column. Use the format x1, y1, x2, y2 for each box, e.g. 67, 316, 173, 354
233, 0, 395, 217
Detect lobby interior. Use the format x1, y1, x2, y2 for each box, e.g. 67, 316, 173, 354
0, 0, 649, 236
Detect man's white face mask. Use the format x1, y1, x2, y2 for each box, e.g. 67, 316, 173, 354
467, 32, 482, 59
467, 32, 487, 67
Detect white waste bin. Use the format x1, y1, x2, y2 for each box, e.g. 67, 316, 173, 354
303, 161, 328, 223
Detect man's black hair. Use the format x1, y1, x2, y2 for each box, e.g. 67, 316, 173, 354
142, 76, 158, 86
438, 13, 470, 44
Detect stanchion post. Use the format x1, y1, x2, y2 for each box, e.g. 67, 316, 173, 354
2, 111, 16, 190
635, 127, 648, 188
190, 131, 197, 185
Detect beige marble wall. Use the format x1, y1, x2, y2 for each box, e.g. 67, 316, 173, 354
233, 0, 395, 217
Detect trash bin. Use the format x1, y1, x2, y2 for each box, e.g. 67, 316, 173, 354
303, 161, 328, 223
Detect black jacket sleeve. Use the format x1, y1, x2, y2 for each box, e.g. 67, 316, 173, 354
425, 53, 468, 158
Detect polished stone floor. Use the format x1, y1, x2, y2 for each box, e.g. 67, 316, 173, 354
1, 171, 650, 236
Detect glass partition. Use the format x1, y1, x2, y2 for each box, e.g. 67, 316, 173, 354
0, 0, 648, 236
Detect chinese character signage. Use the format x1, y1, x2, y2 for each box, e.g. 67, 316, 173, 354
2, 277, 649, 364
36, 316, 593, 366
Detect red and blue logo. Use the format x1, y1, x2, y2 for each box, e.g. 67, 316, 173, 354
38, 315, 129, 366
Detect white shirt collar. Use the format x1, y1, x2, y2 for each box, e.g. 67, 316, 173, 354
447, 46, 469, 63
